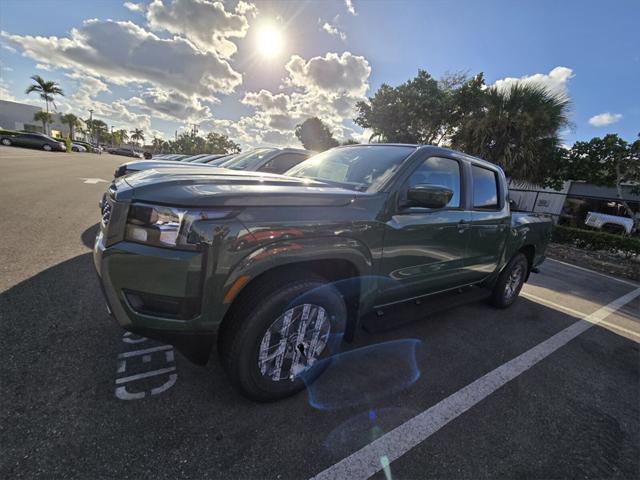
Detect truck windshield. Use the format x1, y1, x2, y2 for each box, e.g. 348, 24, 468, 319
219, 148, 276, 170
285, 145, 416, 192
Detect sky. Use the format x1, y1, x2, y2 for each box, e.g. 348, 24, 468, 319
0, 0, 638, 148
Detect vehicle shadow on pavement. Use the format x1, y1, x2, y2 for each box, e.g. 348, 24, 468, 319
80, 223, 99, 249
2, 254, 638, 479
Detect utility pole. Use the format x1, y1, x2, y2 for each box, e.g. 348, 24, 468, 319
190, 123, 199, 136
88, 109, 94, 145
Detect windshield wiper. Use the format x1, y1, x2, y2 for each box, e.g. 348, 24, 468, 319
304, 177, 367, 191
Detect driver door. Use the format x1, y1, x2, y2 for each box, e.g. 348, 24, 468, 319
378, 156, 473, 305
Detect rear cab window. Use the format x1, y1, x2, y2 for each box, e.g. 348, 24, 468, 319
472, 165, 500, 210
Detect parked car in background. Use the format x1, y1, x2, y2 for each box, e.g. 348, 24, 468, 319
71, 143, 87, 152
107, 147, 143, 158
0, 132, 66, 151
111, 148, 309, 179
190, 154, 231, 164
180, 154, 211, 162
584, 211, 635, 235
217, 147, 311, 173
94, 144, 552, 401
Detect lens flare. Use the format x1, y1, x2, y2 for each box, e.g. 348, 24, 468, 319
303, 338, 423, 410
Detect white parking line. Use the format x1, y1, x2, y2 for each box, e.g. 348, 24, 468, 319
547, 258, 639, 287
521, 291, 640, 341
310, 287, 640, 480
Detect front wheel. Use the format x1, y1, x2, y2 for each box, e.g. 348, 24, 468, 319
219, 272, 347, 401
1, 138, 12, 146
43, 144, 52, 151
490, 253, 528, 308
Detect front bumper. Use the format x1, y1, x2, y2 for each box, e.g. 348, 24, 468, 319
94, 208, 215, 363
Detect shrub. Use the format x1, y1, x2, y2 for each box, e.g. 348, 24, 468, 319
64, 136, 72, 153
552, 225, 640, 257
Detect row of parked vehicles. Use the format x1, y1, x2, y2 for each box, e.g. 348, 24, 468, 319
96, 143, 553, 402
0, 131, 89, 152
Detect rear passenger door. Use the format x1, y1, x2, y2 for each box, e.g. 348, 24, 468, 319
466, 165, 510, 281
259, 153, 308, 174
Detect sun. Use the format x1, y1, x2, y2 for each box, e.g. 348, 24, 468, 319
256, 23, 283, 59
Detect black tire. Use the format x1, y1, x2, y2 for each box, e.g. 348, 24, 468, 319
1, 138, 12, 146
490, 253, 528, 308
218, 271, 347, 402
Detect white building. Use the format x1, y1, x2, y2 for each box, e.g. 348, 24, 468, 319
0, 99, 87, 139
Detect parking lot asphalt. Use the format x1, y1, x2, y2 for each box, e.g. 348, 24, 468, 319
1, 146, 639, 479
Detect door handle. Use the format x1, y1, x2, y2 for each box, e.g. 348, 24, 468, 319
457, 220, 470, 233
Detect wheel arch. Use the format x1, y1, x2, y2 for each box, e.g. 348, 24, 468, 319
218, 245, 372, 344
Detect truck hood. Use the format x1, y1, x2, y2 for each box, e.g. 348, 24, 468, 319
120, 167, 359, 207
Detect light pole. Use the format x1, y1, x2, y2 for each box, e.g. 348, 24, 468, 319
88, 109, 94, 146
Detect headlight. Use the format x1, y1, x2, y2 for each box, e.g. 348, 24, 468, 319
125, 203, 234, 250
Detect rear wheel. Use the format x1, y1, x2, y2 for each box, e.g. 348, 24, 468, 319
1, 138, 12, 146
490, 253, 528, 308
43, 144, 52, 151
219, 272, 346, 401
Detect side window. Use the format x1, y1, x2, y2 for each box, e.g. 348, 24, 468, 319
472, 166, 500, 210
260, 154, 307, 174
407, 156, 461, 208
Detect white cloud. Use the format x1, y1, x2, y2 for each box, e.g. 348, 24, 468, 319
494, 66, 574, 96
146, 0, 257, 58
285, 51, 371, 96
0, 79, 17, 101
344, 0, 357, 16
588, 112, 623, 127
217, 51, 372, 147
322, 22, 346, 41
128, 88, 211, 122
123, 2, 145, 12
2, 19, 242, 99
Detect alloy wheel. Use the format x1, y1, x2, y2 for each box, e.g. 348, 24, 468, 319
258, 303, 331, 382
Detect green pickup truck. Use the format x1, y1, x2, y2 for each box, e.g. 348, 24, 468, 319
94, 144, 551, 401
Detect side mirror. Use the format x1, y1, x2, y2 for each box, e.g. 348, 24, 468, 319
407, 184, 453, 209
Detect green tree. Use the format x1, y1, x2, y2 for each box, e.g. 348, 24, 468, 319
205, 132, 241, 154
117, 129, 129, 146
451, 83, 570, 185
151, 136, 167, 153
130, 128, 145, 146
86, 119, 108, 144
60, 113, 80, 140
25, 75, 64, 134
557, 134, 640, 227
354, 70, 484, 145
33, 111, 53, 133
295, 117, 339, 152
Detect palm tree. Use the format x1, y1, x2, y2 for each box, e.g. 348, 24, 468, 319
60, 113, 80, 140
151, 136, 164, 153
130, 128, 144, 146
451, 83, 570, 185
25, 75, 64, 134
33, 111, 53, 133
118, 129, 129, 146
